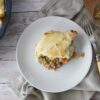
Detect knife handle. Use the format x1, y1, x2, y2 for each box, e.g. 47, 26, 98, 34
96, 54, 100, 74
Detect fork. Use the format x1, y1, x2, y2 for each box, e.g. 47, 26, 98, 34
80, 15, 100, 74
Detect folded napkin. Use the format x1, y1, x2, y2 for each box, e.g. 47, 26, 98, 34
10, 0, 100, 100
41, 0, 83, 19
10, 76, 94, 100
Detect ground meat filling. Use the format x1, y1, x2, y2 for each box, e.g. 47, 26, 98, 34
38, 55, 63, 69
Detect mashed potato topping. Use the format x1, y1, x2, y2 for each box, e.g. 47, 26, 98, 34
35, 30, 77, 69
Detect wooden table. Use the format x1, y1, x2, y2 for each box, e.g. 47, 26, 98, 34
0, 0, 100, 99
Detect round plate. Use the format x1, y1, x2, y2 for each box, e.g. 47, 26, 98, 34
17, 16, 92, 93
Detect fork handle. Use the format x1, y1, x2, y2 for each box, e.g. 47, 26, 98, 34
96, 54, 100, 74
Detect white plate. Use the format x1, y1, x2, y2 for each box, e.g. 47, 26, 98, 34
17, 16, 92, 93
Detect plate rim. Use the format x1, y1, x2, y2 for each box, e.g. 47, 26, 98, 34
16, 16, 92, 93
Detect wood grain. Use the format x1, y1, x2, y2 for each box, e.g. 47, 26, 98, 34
0, 34, 19, 47
12, 0, 48, 12
0, 0, 48, 99
0, 47, 16, 61
0, 83, 18, 100
0, 61, 20, 82
6, 12, 43, 35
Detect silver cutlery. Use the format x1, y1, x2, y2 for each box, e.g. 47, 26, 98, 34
80, 15, 100, 74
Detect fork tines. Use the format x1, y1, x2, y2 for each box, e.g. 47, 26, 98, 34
80, 15, 96, 36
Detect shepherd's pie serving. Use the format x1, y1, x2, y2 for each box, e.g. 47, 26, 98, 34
35, 30, 78, 70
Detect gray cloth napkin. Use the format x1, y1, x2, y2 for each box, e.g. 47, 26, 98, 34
10, 0, 100, 100
10, 76, 94, 100
41, 0, 83, 19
